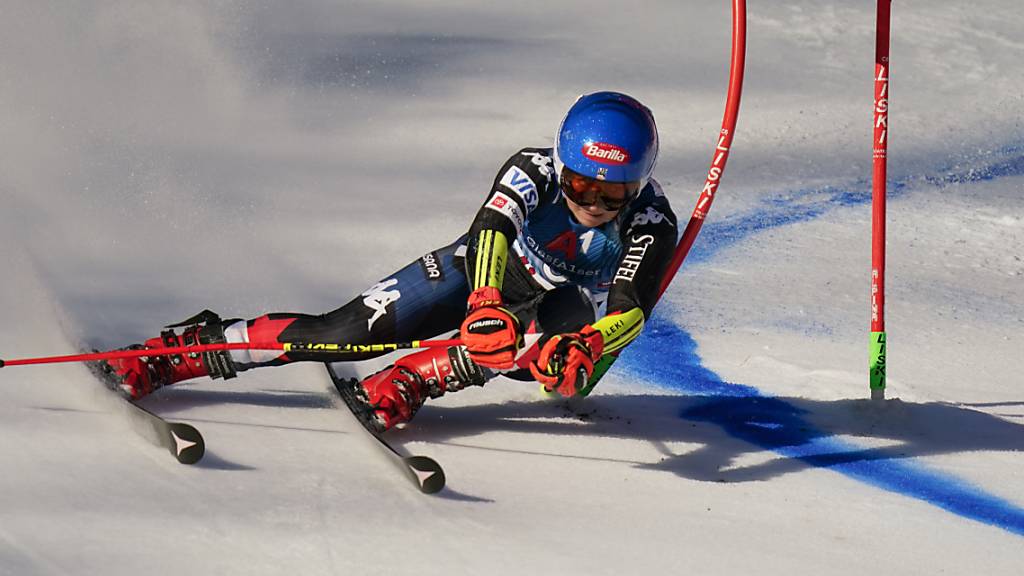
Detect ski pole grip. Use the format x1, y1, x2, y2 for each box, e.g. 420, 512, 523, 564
0, 359, 5, 368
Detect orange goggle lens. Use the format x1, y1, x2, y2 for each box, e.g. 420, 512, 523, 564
559, 168, 640, 211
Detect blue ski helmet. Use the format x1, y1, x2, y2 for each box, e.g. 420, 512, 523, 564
555, 91, 659, 185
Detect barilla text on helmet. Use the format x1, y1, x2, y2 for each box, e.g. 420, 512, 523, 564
582, 142, 631, 166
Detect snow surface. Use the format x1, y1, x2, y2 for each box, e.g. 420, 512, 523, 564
1, 1, 1023, 574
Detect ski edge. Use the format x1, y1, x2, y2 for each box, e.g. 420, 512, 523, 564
326, 364, 445, 494
85, 360, 206, 465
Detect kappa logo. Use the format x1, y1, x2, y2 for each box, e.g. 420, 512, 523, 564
490, 196, 507, 209
362, 278, 401, 331
500, 166, 539, 210
630, 206, 666, 228
582, 142, 630, 165
519, 151, 554, 180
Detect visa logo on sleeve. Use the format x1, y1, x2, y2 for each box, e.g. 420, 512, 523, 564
499, 166, 539, 210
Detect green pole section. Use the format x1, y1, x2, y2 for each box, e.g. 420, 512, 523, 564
870, 331, 886, 399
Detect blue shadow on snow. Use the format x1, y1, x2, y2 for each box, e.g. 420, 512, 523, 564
617, 316, 1024, 537
619, 144, 1024, 537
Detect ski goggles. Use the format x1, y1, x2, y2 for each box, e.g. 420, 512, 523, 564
559, 167, 641, 211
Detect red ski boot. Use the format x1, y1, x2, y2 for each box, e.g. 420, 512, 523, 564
97, 310, 238, 400
356, 344, 486, 431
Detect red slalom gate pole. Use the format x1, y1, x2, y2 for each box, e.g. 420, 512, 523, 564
657, 0, 747, 299
581, 0, 746, 395
0, 338, 462, 369
870, 0, 891, 400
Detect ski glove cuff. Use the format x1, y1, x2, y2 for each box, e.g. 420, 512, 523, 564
529, 325, 604, 397
460, 287, 522, 369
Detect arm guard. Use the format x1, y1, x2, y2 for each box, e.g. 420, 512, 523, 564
465, 148, 556, 292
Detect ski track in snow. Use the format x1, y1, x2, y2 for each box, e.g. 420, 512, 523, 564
623, 143, 1024, 536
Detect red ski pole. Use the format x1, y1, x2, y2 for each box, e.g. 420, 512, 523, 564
0, 338, 462, 369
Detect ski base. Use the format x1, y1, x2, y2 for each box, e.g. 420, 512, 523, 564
326, 364, 445, 494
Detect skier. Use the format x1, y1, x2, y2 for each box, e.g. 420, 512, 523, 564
100, 91, 679, 432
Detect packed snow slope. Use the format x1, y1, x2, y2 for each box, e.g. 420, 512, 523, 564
1, 1, 1022, 575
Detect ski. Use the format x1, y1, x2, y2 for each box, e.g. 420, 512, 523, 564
326, 364, 445, 494
86, 361, 205, 465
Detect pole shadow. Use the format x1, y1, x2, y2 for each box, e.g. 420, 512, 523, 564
402, 393, 1024, 484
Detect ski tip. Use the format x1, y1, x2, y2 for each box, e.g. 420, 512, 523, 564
0, 358, 5, 368
405, 456, 446, 494
168, 423, 206, 465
